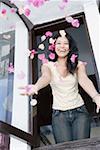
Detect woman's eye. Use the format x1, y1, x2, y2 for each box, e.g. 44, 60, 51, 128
56, 43, 61, 44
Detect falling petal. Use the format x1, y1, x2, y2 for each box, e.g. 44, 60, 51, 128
24, 8, 31, 16
48, 44, 55, 51
32, 0, 45, 8
8, 63, 14, 73
3, 34, 11, 40
58, 2, 66, 10
1, 9, 7, 15
49, 53, 55, 60
71, 19, 80, 28
49, 38, 55, 44
41, 35, 46, 41
59, 30, 66, 37
45, 31, 52, 37
63, 0, 68, 3
27, 49, 31, 57
65, 16, 74, 23
18, 7, 24, 15
38, 54, 45, 60
17, 71, 26, 80
42, 58, 48, 64
70, 54, 77, 63
30, 53, 34, 59
38, 44, 45, 50
10, 8, 17, 13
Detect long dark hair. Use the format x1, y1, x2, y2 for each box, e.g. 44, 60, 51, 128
48, 31, 79, 74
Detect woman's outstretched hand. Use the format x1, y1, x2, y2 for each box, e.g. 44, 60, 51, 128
94, 94, 100, 113
19, 84, 38, 96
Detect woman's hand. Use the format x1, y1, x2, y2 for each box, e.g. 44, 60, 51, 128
19, 84, 38, 96
93, 94, 100, 113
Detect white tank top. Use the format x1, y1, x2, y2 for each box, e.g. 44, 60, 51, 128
44, 61, 84, 110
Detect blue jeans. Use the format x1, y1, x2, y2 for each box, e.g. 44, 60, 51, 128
52, 105, 91, 143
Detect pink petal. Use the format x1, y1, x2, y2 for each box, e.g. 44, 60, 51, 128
17, 71, 26, 80
49, 53, 55, 60
63, 0, 68, 3
65, 16, 74, 23
48, 44, 55, 51
42, 58, 48, 64
45, 31, 52, 37
59, 2, 66, 10
30, 54, 34, 59
71, 19, 80, 28
38, 54, 45, 60
1, 9, 7, 15
10, 8, 17, 13
24, 8, 31, 16
32, 0, 45, 8
70, 54, 77, 63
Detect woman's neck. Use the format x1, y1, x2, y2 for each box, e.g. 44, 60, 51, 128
57, 57, 67, 67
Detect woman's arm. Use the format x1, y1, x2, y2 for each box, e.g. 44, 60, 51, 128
35, 64, 51, 91
77, 62, 98, 98
19, 64, 51, 96
77, 61, 100, 112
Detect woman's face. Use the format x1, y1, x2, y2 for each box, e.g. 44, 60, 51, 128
55, 36, 70, 58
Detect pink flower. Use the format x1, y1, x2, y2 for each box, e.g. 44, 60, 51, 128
42, 58, 48, 64
31, 0, 45, 8
10, 8, 17, 13
59, 2, 66, 10
17, 71, 26, 80
45, 31, 53, 37
9, 0, 15, 4
38, 54, 48, 64
38, 54, 45, 60
49, 53, 55, 60
8, 63, 14, 73
24, 8, 31, 16
70, 54, 77, 63
65, 16, 74, 23
63, 0, 68, 3
48, 44, 55, 51
1, 9, 7, 15
71, 19, 80, 28
30, 49, 37, 59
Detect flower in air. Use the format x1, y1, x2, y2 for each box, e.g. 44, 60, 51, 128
59, 30, 66, 37
38, 53, 48, 63
45, 31, 53, 37
48, 44, 55, 51
71, 19, 80, 28
31, 0, 45, 8
10, 8, 17, 13
38, 44, 45, 50
49, 38, 55, 44
17, 71, 26, 80
70, 54, 77, 63
24, 8, 31, 16
49, 53, 55, 60
1, 9, 7, 15
41, 35, 46, 41
8, 63, 14, 73
30, 49, 37, 59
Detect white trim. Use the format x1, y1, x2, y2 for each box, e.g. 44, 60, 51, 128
83, 0, 100, 79
10, 21, 30, 150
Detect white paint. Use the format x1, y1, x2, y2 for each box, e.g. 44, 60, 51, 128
10, 21, 30, 150
83, 0, 100, 79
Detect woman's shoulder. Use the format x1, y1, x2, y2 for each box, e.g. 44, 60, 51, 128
42, 61, 55, 70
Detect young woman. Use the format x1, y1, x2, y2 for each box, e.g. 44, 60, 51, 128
20, 31, 100, 143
